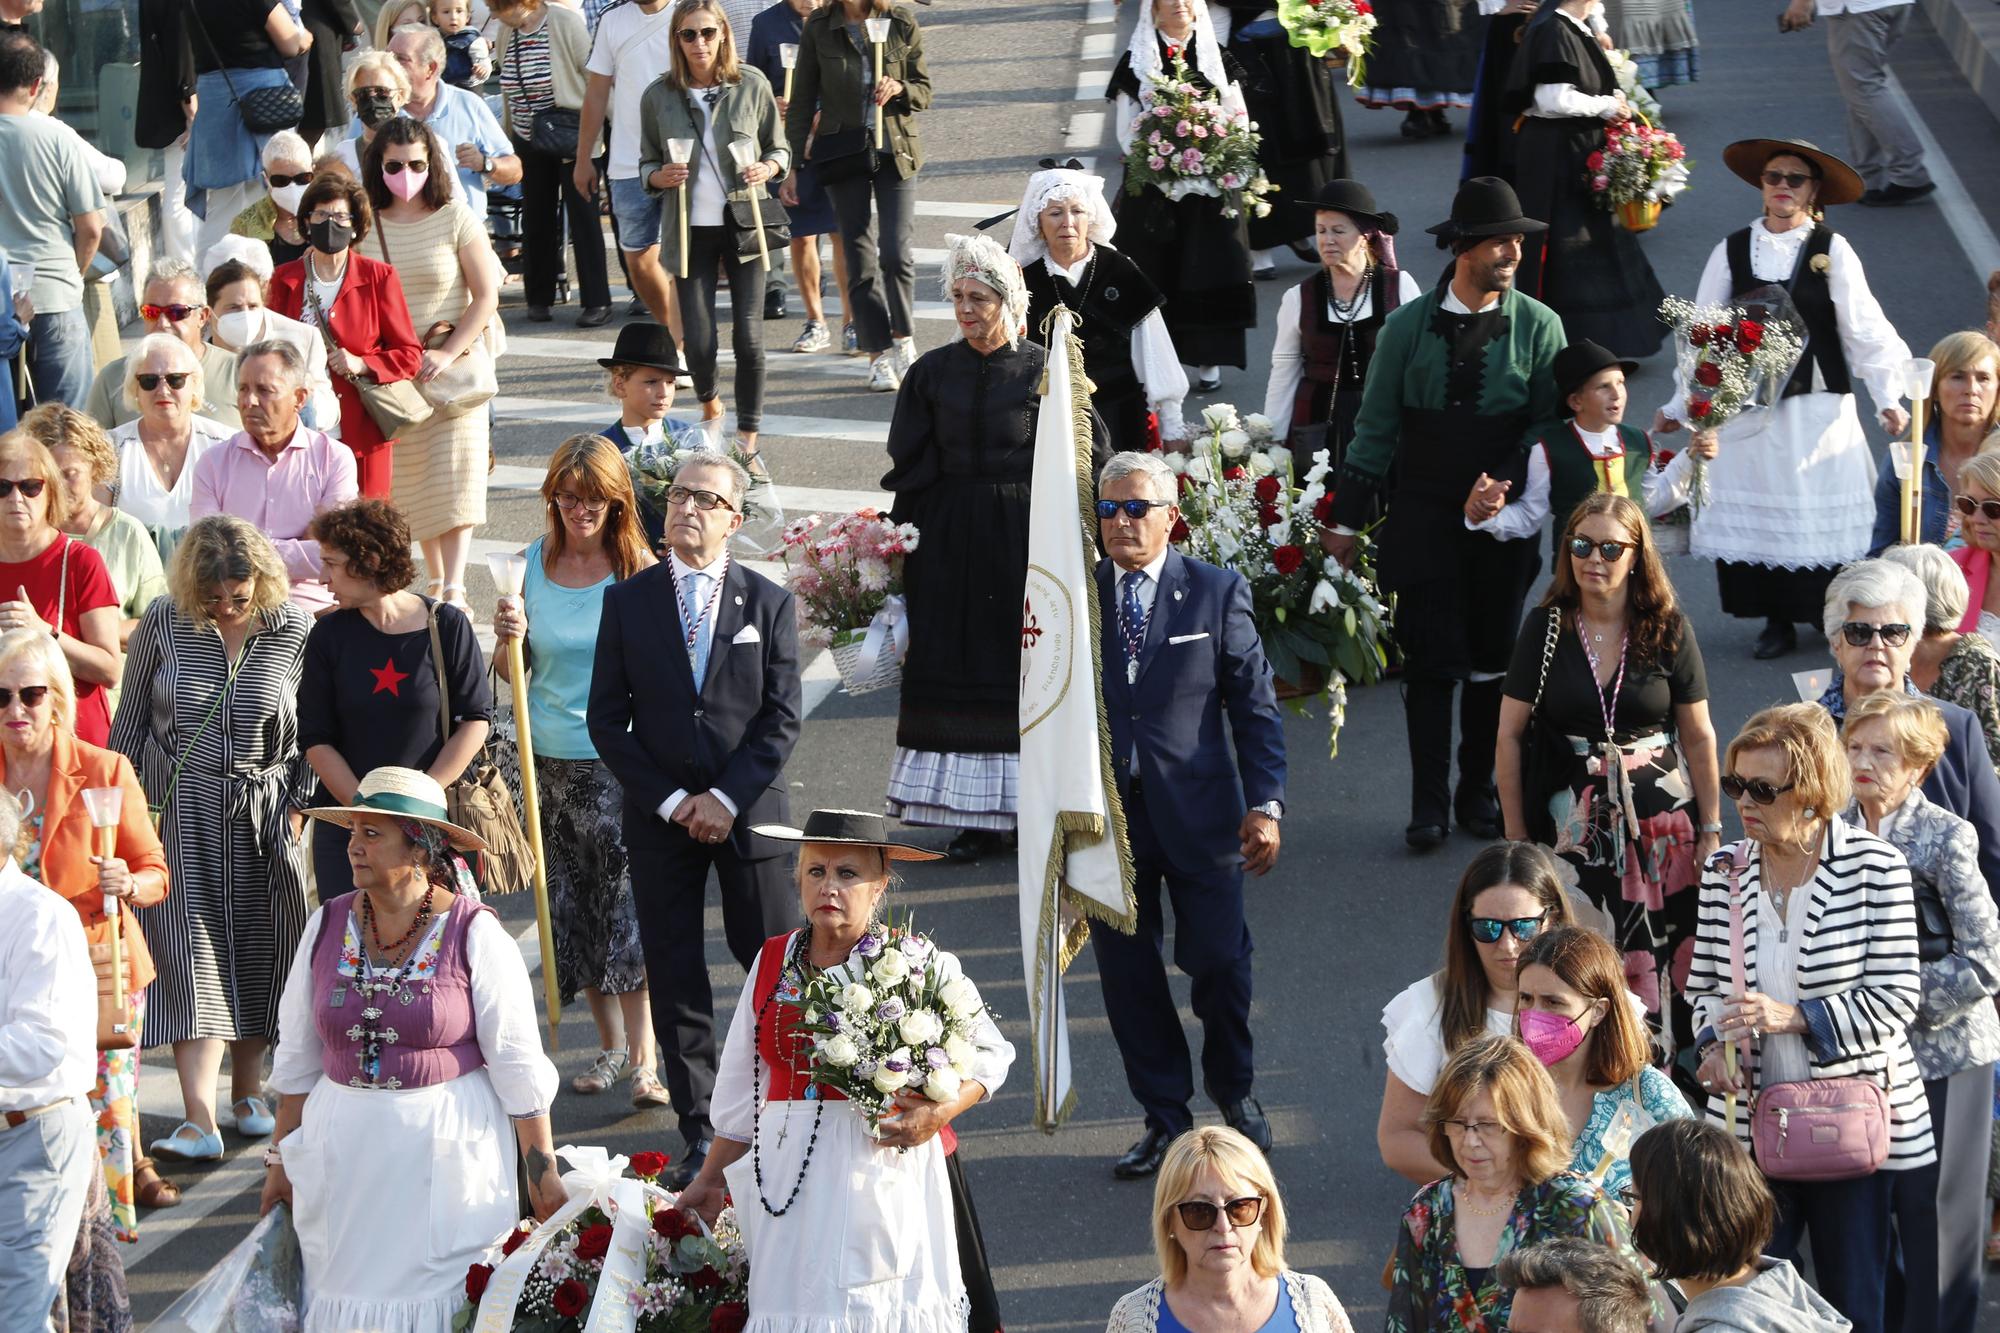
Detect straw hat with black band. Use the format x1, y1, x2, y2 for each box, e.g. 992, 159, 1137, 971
1721, 138, 1865, 209
305, 766, 487, 853
751, 808, 945, 862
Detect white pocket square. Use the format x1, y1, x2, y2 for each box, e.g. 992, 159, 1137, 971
731, 625, 762, 644
1168, 632, 1210, 645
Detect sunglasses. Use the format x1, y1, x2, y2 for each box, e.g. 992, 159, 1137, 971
0, 685, 50, 709
1955, 495, 2000, 521
1567, 536, 1632, 563
666, 484, 736, 512
0, 477, 47, 499
1097, 499, 1170, 520
678, 24, 719, 40
1469, 914, 1545, 944
135, 372, 191, 391
1761, 171, 1815, 189
267, 171, 314, 188
1838, 621, 1912, 648
203, 593, 253, 611
1173, 1197, 1264, 1230
140, 303, 203, 323
1721, 774, 1797, 805
382, 159, 429, 174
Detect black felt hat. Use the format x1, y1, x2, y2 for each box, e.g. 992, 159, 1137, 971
1721, 138, 1865, 207
1554, 339, 1641, 401
1425, 176, 1548, 240
1295, 179, 1399, 235
596, 321, 680, 371
751, 809, 946, 861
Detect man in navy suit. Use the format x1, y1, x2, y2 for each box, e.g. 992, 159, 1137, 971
588, 452, 802, 1189
1091, 451, 1288, 1179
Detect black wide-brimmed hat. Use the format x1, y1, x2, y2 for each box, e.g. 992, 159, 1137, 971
1295, 179, 1399, 235
1721, 138, 1865, 207
1553, 339, 1641, 401
1426, 176, 1547, 241
596, 321, 680, 371
751, 809, 946, 861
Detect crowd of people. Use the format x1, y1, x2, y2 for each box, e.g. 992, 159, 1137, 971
4, 0, 2000, 1328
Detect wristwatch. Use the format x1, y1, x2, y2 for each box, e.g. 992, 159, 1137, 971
262, 1145, 284, 1168
481, 154, 494, 176
1252, 800, 1284, 822
1698, 821, 1724, 834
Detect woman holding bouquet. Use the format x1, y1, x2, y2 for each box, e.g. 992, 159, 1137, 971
1106, 0, 1255, 394
1654, 137, 1912, 661
1501, 0, 1665, 356
675, 809, 1016, 1333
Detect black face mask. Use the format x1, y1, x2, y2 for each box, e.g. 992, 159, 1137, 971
309, 217, 355, 254
355, 93, 400, 128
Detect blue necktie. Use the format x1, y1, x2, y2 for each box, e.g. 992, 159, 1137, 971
1120, 571, 1147, 686
684, 572, 712, 683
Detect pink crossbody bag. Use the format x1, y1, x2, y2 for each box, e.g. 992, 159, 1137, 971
1720, 841, 1890, 1181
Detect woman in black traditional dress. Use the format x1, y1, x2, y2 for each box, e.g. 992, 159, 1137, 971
1107, 0, 1255, 395
880, 233, 1107, 862
1010, 162, 1189, 454
1356, 0, 1487, 141
1504, 0, 1665, 355
1262, 180, 1422, 471
1216, 1, 1348, 276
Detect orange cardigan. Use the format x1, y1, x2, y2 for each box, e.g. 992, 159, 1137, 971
0, 729, 170, 992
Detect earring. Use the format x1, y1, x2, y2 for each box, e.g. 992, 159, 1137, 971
1803, 807, 1815, 820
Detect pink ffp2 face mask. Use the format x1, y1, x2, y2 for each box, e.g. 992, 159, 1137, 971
385, 167, 430, 201
1518, 1006, 1589, 1066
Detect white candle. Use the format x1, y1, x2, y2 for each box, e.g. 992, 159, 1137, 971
667, 137, 697, 279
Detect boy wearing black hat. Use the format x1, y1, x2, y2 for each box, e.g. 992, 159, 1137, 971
597, 322, 712, 551
1464, 339, 1712, 554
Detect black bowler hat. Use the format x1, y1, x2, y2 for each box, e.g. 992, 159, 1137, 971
596, 321, 680, 371
1721, 137, 1865, 207
1425, 176, 1548, 241
1295, 179, 1399, 235
1553, 339, 1640, 401
751, 808, 946, 861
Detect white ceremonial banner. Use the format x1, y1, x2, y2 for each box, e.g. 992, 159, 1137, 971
1016, 309, 1136, 1133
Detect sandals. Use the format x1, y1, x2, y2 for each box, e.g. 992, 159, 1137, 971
571, 1049, 629, 1095
631, 1066, 671, 1108
134, 1157, 183, 1209
440, 583, 476, 623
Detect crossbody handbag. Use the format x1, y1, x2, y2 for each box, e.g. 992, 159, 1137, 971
510, 25, 583, 157
1721, 841, 1890, 1181
807, 126, 879, 185
427, 604, 534, 895
183, 2, 304, 133
1520, 605, 1563, 845
303, 250, 434, 437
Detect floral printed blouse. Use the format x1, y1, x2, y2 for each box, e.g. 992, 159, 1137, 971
1385, 1172, 1640, 1333
1929, 633, 2000, 773
1567, 1066, 1693, 1198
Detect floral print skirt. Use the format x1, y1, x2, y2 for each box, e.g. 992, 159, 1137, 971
533, 756, 648, 1003
1544, 733, 1701, 1054
94, 989, 144, 1242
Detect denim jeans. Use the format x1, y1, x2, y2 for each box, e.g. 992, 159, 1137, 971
825, 167, 916, 355
675, 226, 767, 434
25, 307, 95, 410
0, 1100, 94, 1318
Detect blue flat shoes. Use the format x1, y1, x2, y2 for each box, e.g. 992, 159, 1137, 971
149, 1121, 224, 1161
233, 1096, 277, 1138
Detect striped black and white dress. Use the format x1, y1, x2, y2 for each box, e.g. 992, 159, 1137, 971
112, 597, 315, 1045
1686, 816, 1936, 1170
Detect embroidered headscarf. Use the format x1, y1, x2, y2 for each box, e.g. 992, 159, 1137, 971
398, 818, 480, 897
1007, 165, 1118, 266
942, 232, 1029, 346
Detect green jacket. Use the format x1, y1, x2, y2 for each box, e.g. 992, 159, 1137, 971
783, 4, 931, 181
636, 66, 791, 270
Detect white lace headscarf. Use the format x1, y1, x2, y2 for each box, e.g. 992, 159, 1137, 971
942, 232, 1029, 347
1126, 0, 1239, 114
1007, 167, 1118, 265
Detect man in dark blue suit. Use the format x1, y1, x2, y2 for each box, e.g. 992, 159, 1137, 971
1090, 451, 1288, 1179
588, 452, 802, 1189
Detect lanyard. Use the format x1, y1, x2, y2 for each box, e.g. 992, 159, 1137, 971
1120, 575, 1147, 685
1575, 613, 1628, 742
675, 555, 730, 668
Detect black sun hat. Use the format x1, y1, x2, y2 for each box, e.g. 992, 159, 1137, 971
596, 321, 681, 372
751, 809, 946, 861
1426, 176, 1548, 241
1553, 339, 1641, 402
1295, 179, 1399, 234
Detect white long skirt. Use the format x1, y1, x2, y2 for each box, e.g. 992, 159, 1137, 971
1688, 390, 1878, 569
283, 1070, 518, 1333
721, 1099, 968, 1333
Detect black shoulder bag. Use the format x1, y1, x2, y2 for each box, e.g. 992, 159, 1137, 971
183, 2, 304, 134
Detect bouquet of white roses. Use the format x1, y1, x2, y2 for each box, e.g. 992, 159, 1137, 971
793, 916, 993, 1134
625, 430, 786, 556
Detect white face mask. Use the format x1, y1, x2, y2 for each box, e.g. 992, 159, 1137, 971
215, 308, 263, 350
270, 182, 309, 215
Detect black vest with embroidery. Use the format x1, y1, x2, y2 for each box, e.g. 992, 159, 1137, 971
1022, 247, 1164, 398
1725, 225, 1851, 399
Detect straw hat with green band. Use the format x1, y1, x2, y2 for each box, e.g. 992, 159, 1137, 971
305, 767, 488, 853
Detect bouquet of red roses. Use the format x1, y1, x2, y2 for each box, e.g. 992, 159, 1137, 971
1656, 294, 1807, 515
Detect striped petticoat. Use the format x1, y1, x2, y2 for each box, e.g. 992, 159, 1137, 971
886, 749, 1019, 831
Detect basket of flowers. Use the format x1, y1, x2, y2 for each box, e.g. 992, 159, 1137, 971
1586, 114, 1690, 232
778, 509, 920, 696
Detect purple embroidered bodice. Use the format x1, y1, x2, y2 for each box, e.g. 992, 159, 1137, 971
310, 891, 489, 1090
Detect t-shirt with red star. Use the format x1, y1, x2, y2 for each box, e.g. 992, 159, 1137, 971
0, 535, 120, 745
297, 598, 492, 797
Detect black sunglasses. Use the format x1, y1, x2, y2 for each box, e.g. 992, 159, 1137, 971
1173, 1197, 1264, 1230
1469, 914, 1545, 944
1955, 495, 2000, 521
1721, 774, 1797, 805
0, 477, 47, 499
267, 171, 314, 188
1838, 621, 1912, 648
1097, 499, 1170, 520
1761, 171, 1815, 189
1567, 536, 1632, 563
678, 24, 719, 39
0, 685, 50, 708
135, 372, 191, 391
382, 159, 428, 174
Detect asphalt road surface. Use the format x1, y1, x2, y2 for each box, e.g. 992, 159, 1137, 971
120, 0, 2000, 1325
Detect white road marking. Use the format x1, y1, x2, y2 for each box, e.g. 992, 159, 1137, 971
1884, 72, 2000, 279
1075, 69, 1109, 103
1065, 111, 1106, 153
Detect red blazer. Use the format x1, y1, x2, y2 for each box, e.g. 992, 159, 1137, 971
270, 253, 424, 455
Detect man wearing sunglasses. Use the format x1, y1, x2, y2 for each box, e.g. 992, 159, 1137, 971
81, 258, 242, 430
1090, 451, 1286, 1179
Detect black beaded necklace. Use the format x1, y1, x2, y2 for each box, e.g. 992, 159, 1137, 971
749, 933, 825, 1218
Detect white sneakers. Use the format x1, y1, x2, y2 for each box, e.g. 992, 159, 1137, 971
869, 351, 901, 392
